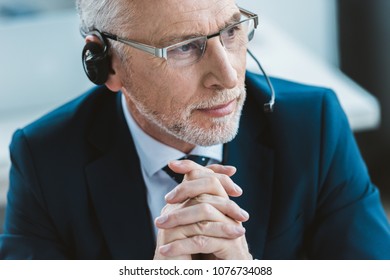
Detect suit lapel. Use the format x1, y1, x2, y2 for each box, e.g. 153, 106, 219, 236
85, 92, 155, 259
225, 88, 275, 260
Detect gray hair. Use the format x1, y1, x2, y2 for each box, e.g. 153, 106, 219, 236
76, 0, 136, 37
76, 0, 137, 59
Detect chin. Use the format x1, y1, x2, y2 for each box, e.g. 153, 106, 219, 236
178, 118, 241, 146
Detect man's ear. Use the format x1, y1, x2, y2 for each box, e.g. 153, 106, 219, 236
85, 35, 123, 91
104, 51, 123, 92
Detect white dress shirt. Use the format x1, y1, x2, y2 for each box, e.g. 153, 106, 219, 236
121, 94, 223, 237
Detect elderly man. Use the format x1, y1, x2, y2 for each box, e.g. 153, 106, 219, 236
0, 0, 389, 260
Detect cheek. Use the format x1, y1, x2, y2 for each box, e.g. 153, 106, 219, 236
145, 66, 199, 102
126, 62, 200, 112
233, 49, 247, 81
120, 51, 204, 109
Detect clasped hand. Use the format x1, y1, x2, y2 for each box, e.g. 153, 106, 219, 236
153, 160, 252, 260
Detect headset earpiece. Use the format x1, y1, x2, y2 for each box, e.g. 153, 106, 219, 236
82, 33, 110, 85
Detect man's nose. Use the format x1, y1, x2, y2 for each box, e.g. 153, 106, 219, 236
201, 38, 239, 90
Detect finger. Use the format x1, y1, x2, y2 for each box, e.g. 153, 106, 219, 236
153, 253, 191, 260
185, 195, 250, 222
168, 159, 237, 176
184, 169, 242, 197
167, 159, 214, 175
165, 176, 228, 203
186, 221, 246, 239
158, 221, 246, 244
207, 164, 237, 177
158, 236, 218, 257
168, 160, 237, 177
157, 201, 248, 228
167, 160, 242, 199
158, 196, 249, 229
158, 235, 251, 259
155, 202, 228, 229
165, 175, 243, 204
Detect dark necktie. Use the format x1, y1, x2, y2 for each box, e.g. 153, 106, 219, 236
162, 155, 211, 183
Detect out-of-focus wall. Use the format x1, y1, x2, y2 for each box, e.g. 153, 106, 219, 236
339, 0, 390, 195
236, 0, 339, 66
0, 0, 73, 12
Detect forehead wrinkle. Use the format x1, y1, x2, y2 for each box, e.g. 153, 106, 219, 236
157, 20, 204, 46
214, 5, 241, 27
156, 9, 241, 47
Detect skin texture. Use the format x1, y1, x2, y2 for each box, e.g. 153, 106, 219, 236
86, 0, 252, 259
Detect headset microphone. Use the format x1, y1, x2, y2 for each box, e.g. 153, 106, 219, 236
247, 49, 275, 113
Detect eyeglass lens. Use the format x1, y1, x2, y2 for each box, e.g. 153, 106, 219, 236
167, 18, 255, 67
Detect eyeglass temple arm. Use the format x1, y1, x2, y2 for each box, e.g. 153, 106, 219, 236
238, 7, 259, 28
101, 32, 167, 58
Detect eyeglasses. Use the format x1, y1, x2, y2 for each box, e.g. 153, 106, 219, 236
100, 7, 258, 67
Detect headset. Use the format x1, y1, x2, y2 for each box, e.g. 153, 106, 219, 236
81, 30, 110, 85
82, 31, 275, 112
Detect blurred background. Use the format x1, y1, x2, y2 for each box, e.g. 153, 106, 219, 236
0, 0, 389, 234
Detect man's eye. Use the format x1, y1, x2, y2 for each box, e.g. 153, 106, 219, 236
168, 40, 204, 59
178, 42, 199, 52
226, 26, 240, 38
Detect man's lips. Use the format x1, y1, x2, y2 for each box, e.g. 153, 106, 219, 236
197, 99, 237, 118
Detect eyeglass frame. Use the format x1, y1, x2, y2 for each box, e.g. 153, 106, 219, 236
94, 7, 258, 62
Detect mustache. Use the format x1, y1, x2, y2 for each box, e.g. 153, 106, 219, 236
191, 86, 246, 110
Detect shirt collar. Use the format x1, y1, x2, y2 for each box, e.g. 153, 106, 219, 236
121, 94, 223, 177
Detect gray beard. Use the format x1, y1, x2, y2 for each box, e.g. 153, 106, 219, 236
127, 86, 247, 146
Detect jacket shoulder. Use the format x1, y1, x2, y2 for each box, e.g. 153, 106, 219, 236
19, 86, 118, 143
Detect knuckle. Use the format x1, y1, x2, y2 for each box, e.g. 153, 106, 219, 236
195, 221, 209, 233
161, 204, 170, 214
220, 174, 230, 183
175, 183, 184, 193
221, 224, 234, 237
200, 203, 214, 216
192, 235, 208, 249
186, 169, 198, 180
194, 194, 210, 203
226, 199, 238, 210
192, 169, 203, 178
206, 176, 219, 186
174, 183, 187, 197
187, 194, 208, 207
167, 212, 178, 224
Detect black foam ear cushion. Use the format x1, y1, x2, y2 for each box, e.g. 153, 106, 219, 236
82, 42, 110, 85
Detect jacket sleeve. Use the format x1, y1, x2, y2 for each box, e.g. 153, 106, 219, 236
307, 90, 390, 259
0, 129, 67, 259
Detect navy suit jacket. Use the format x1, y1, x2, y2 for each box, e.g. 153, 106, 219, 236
1, 72, 389, 259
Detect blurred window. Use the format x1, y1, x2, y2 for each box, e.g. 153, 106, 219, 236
0, 0, 74, 20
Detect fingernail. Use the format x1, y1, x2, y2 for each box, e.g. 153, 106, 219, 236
155, 215, 168, 225
224, 165, 236, 169
241, 209, 250, 219
234, 184, 243, 194
235, 226, 246, 235
170, 160, 183, 166
159, 244, 170, 255
165, 189, 176, 201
